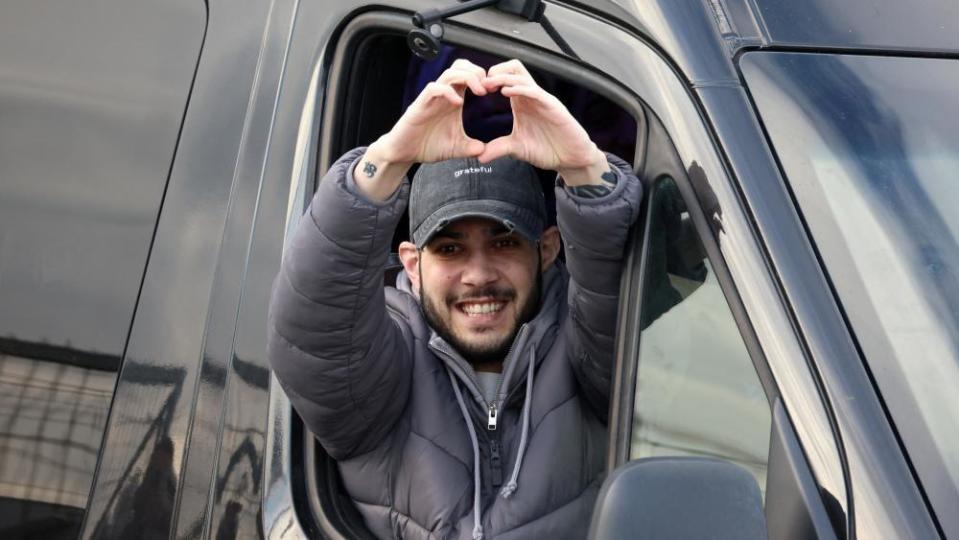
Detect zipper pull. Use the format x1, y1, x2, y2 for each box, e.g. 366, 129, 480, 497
487, 403, 498, 430
489, 439, 503, 487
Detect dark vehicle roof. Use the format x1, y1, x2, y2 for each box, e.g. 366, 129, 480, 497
569, 0, 958, 74
746, 0, 959, 54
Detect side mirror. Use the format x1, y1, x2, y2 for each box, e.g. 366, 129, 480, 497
589, 457, 767, 540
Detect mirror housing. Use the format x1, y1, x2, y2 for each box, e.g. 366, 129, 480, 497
589, 457, 767, 540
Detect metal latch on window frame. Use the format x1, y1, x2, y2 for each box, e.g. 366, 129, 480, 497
408, 0, 579, 61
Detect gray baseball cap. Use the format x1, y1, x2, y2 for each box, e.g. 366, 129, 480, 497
409, 156, 546, 248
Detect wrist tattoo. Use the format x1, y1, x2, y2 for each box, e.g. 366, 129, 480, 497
362, 160, 377, 178
600, 170, 618, 188
566, 169, 619, 199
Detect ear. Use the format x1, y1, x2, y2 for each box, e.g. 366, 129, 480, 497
538, 226, 561, 271
398, 241, 421, 291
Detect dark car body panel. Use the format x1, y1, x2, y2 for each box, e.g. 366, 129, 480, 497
0, 1, 205, 537
79, 0, 292, 536
0, 0, 952, 538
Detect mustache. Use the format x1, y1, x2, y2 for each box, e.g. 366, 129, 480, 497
447, 286, 516, 305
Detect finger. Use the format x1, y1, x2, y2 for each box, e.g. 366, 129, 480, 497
502, 85, 570, 125
482, 73, 536, 92
438, 66, 482, 81
487, 59, 531, 78
477, 135, 514, 163
499, 84, 549, 101
419, 82, 463, 107
456, 137, 486, 158
437, 69, 487, 96
450, 58, 486, 78
440, 59, 486, 94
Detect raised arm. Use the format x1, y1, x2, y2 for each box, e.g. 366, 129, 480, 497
267, 149, 411, 460
556, 154, 642, 419
267, 60, 492, 459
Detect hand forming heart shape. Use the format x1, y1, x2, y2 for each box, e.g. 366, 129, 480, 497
355, 58, 610, 201
376, 59, 606, 174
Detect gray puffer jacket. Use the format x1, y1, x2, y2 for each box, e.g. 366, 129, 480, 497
268, 147, 642, 539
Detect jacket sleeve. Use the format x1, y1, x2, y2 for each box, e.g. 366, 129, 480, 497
267, 147, 413, 460
555, 153, 643, 421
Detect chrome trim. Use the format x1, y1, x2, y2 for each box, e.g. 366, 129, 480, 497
262, 375, 308, 540
260, 51, 320, 540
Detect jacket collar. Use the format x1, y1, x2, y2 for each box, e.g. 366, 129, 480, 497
396, 263, 567, 407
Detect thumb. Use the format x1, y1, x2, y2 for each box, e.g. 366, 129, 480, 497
477, 135, 514, 164
458, 137, 486, 158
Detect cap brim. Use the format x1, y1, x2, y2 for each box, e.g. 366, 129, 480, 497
413, 199, 543, 248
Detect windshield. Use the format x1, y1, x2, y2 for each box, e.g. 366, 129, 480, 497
741, 52, 959, 527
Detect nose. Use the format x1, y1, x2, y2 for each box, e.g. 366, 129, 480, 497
460, 250, 499, 287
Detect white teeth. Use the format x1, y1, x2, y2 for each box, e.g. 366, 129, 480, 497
462, 302, 504, 316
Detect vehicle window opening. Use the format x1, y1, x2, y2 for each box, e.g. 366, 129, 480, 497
297, 30, 640, 538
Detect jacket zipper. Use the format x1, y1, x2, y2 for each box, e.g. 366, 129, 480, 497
486, 323, 529, 431
430, 324, 530, 431
486, 352, 515, 430
489, 437, 503, 487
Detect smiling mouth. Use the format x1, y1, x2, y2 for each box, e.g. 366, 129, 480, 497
458, 301, 506, 317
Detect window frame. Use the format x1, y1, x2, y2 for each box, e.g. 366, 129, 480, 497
609, 112, 781, 470
262, 5, 849, 539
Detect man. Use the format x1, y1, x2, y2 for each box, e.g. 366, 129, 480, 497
268, 58, 642, 539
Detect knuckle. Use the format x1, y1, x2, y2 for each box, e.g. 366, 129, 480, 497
447, 70, 476, 84
453, 60, 482, 75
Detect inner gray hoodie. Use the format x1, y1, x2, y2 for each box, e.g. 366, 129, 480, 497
401, 265, 563, 540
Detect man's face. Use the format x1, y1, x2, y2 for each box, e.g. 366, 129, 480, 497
413, 217, 543, 365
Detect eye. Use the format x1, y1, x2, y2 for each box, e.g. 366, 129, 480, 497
493, 237, 521, 249
432, 243, 462, 256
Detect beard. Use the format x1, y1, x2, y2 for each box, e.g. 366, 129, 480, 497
420, 264, 542, 366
